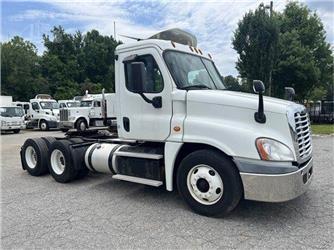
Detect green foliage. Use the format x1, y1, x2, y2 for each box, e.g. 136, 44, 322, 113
223, 75, 241, 91
1, 26, 120, 101
233, 2, 334, 101
233, 7, 279, 95
1, 37, 48, 101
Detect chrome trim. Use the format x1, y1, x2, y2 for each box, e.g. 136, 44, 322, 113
112, 174, 163, 187
286, 104, 312, 164
240, 157, 313, 202
114, 151, 163, 160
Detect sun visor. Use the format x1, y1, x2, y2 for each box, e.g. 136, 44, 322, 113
148, 28, 197, 47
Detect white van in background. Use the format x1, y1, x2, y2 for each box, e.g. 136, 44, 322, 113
0, 106, 25, 134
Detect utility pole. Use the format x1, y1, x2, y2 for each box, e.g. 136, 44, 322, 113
261, 1, 274, 96
267, 1, 273, 96
113, 21, 116, 40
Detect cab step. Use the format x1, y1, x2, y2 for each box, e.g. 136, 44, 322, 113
112, 174, 163, 187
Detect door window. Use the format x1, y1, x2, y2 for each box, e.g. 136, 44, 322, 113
125, 55, 163, 93
31, 102, 39, 110
94, 101, 101, 107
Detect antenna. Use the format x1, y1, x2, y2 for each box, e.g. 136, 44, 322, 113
118, 34, 142, 41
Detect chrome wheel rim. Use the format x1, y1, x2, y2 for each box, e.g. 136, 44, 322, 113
50, 149, 66, 175
25, 146, 37, 169
186, 164, 224, 205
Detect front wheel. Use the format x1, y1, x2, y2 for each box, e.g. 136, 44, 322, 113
76, 119, 87, 132
177, 149, 242, 217
39, 120, 49, 131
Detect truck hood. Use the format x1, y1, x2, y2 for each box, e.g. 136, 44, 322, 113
186, 90, 297, 114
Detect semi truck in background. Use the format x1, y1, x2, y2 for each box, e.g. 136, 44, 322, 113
25, 94, 60, 131
58, 99, 80, 109
59, 91, 116, 132
20, 29, 313, 217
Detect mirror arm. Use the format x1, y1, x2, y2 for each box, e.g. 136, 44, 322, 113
139, 93, 162, 109
254, 92, 266, 123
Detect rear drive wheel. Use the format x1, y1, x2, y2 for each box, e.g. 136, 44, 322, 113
76, 119, 87, 132
39, 120, 49, 131
21, 138, 49, 176
177, 149, 242, 217
48, 140, 77, 183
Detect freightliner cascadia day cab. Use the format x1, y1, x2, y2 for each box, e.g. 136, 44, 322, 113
20, 29, 313, 217
59, 91, 116, 132
26, 94, 60, 131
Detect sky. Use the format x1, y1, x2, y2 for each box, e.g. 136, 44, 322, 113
1, 0, 333, 76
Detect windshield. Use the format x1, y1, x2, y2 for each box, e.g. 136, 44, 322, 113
80, 101, 93, 107
164, 51, 225, 90
0, 107, 24, 117
67, 102, 80, 108
40, 101, 59, 109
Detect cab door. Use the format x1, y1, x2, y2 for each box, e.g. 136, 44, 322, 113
118, 48, 173, 141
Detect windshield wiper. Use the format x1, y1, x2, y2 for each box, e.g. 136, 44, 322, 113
180, 84, 212, 90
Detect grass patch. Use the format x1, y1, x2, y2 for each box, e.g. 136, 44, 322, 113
311, 124, 334, 135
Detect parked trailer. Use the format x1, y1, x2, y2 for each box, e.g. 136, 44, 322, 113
20, 28, 313, 216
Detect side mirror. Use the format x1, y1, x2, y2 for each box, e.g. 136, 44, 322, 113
253, 80, 266, 123
130, 62, 146, 93
284, 87, 295, 101
253, 80, 265, 94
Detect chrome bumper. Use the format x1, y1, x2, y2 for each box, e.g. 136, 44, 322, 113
60, 121, 75, 129
239, 158, 313, 202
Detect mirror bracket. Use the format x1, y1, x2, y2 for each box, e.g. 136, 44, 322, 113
140, 94, 162, 108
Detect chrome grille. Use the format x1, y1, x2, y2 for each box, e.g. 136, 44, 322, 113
60, 109, 69, 121
294, 111, 312, 159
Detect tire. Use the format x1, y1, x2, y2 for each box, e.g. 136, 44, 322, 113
76, 119, 87, 132
177, 149, 242, 217
41, 137, 57, 150
39, 120, 49, 131
13, 129, 20, 134
48, 140, 77, 183
61, 128, 69, 132
21, 138, 49, 176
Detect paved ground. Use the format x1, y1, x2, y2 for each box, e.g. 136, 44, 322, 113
1, 130, 333, 249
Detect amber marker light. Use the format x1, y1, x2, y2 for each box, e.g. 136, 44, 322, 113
173, 126, 181, 132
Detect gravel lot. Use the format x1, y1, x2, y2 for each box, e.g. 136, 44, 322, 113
1, 130, 333, 249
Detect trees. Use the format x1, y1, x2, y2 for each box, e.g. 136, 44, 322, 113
223, 75, 241, 91
233, 2, 333, 101
1, 26, 120, 101
232, 7, 279, 96
1, 37, 48, 101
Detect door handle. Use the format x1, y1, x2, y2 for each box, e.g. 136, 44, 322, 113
123, 117, 130, 132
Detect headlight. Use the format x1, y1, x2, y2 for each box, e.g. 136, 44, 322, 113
50, 116, 57, 121
256, 138, 295, 161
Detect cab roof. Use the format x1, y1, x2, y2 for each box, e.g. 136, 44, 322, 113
116, 39, 212, 61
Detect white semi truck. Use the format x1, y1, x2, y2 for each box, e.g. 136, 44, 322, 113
26, 94, 60, 130
59, 91, 116, 132
20, 29, 313, 216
